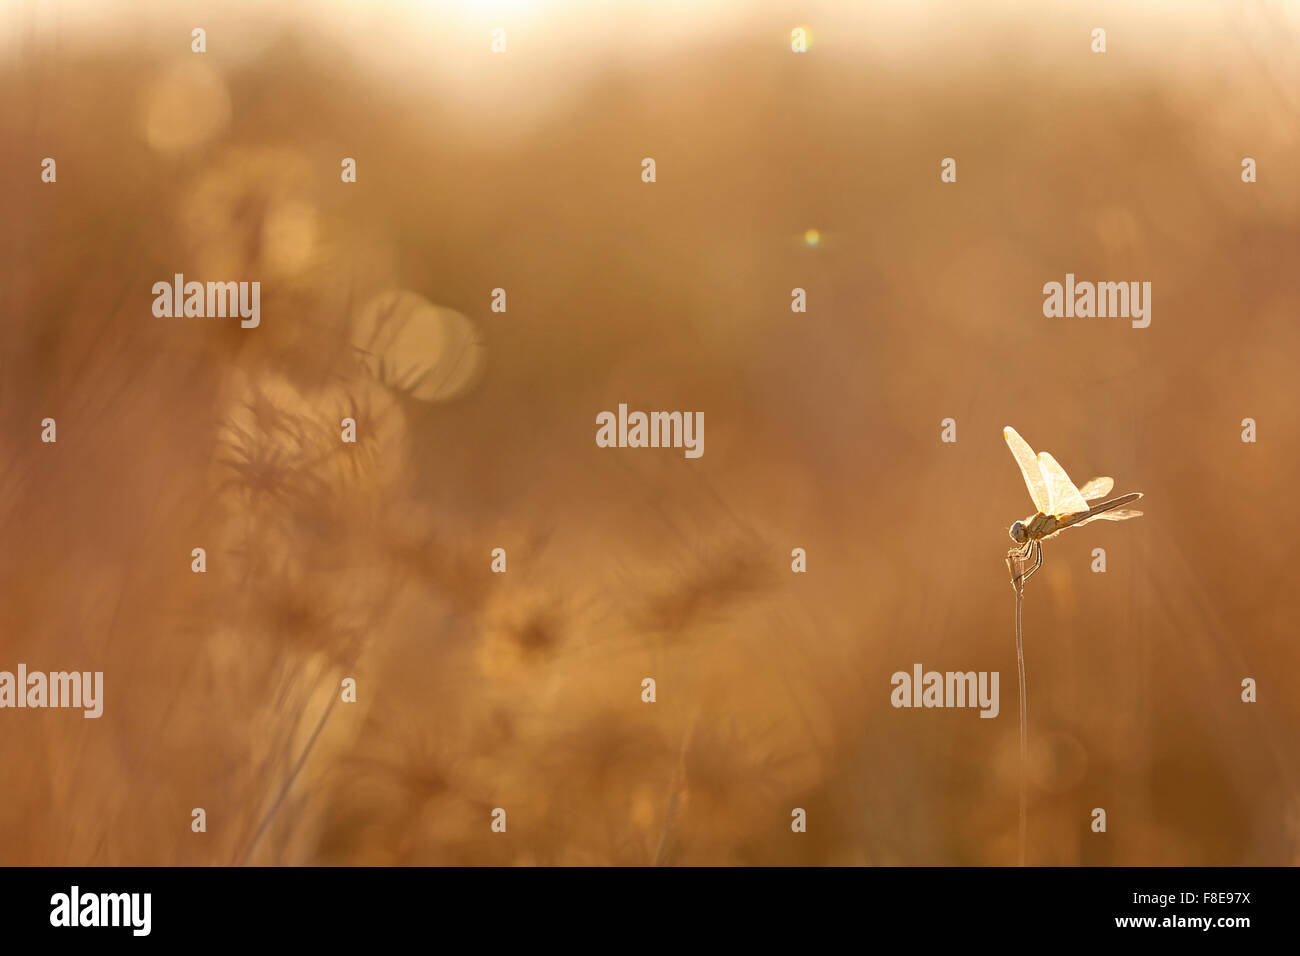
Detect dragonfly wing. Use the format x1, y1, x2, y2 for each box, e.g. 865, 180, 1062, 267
1003, 426, 1052, 514
1037, 452, 1090, 516
1069, 507, 1143, 527
1077, 476, 1114, 501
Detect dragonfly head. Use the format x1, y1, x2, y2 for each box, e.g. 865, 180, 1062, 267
1008, 520, 1029, 544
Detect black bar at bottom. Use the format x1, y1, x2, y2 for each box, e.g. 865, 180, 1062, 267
0, 866, 1285, 943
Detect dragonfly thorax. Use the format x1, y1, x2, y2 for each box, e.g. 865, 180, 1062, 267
1012, 512, 1066, 542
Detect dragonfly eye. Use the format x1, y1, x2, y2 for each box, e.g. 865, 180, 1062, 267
1009, 521, 1027, 543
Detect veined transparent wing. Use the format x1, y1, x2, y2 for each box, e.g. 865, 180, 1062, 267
1037, 451, 1089, 516
1004, 426, 1052, 514
1069, 501, 1143, 528
1076, 508, 1142, 523
1077, 476, 1114, 501
1051, 492, 1144, 536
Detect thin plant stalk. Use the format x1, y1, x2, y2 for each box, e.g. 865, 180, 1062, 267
236, 685, 341, 866
654, 712, 698, 866
1007, 550, 1028, 867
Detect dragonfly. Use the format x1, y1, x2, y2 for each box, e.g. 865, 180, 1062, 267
1004, 426, 1143, 585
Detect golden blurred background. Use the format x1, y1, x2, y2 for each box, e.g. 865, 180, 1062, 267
1, 0, 1298, 864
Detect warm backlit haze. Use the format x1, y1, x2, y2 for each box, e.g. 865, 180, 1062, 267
1, 0, 1298, 864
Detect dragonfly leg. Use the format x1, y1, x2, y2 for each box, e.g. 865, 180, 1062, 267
1020, 540, 1043, 584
